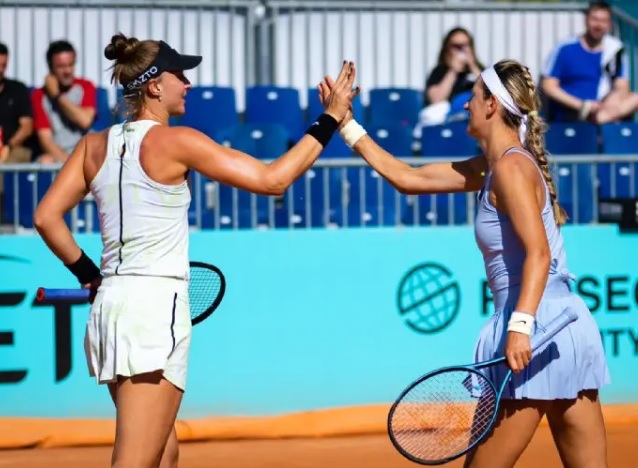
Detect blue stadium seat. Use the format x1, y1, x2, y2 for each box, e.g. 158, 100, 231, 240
545, 122, 599, 224
599, 122, 638, 198
91, 87, 113, 131
215, 123, 291, 228
367, 124, 414, 157
545, 122, 599, 155
219, 123, 289, 159
307, 88, 365, 124
368, 88, 422, 128
417, 121, 476, 225
245, 86, 303, 139
182, 86, 238, 139
420, 121, 477, 157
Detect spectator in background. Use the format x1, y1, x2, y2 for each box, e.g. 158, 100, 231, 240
542, 1, 638, 123
414, 27, 484, 136
32, 40, 96, 163
425, 27, 484, 106
0, 42, 34, 164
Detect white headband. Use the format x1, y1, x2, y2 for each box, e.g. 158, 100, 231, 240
481, 66, 529, 145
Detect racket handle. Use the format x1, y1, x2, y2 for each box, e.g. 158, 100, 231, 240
530, 307, 578, 351
36, 287, 90, 304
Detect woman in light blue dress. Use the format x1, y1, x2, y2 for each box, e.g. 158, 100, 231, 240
317, 59, 610, 467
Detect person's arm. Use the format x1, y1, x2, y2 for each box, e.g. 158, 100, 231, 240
33, 134, 102, 294
491, 154, 551, 373
319, 77, 487, 194
426, 66, 459, 104
37, 129, 69, 162
176, 61, 359, 195
7, 85, 34, 148
32, 89, 69, 162
352, 134, 486, 194
54, 80, 97, 131
176, 130, 327, 195
33, 135, 90, 264
541, 44, 586, 112
611, 49, 631, 94
541, 77, 586, 111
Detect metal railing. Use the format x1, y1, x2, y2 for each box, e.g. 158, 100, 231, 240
2, 155, 637, 234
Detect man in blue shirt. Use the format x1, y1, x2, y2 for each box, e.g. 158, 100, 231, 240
542, 1, 638, 123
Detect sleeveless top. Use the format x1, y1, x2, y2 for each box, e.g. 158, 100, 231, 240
90, 120, 191, 280
474, 147, 573, 293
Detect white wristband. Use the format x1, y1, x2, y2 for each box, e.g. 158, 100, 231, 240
339, 119, 367, 148
507, 311, 535, 336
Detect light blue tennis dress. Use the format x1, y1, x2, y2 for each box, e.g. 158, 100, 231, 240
473, 147, 610, 400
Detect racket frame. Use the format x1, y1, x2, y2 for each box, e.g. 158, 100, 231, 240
188, 261, 226, 325
387, 307, 579, 465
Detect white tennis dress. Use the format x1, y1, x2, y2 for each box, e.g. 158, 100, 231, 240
84, 120, 192, 391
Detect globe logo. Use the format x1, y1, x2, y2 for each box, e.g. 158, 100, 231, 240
396, 263, 460, 334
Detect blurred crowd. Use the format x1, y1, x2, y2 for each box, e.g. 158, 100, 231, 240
0, 1, 634, 166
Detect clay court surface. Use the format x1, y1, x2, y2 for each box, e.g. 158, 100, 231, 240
1, 424, 635, 468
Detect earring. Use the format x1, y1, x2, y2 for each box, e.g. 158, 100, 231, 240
159, 94, 162, 102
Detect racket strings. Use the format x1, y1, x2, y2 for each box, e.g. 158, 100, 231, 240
188, 266, 222, 321
389, 369, 497, 462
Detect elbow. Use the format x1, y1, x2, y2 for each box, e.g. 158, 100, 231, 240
265, 182, 287, 197
262, 173, 288, 196
79, 119, 94, 131
528, 247, 551, 272
393, 171, 421, 195
33, 207, 48, 233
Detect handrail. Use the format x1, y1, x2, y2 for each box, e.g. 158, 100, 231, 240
2, 154, 638, 173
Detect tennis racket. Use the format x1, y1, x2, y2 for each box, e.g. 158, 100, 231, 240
35, 261, 226, 326
387, 307, 579, 465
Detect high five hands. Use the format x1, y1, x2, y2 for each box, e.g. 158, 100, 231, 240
320, 61, 360, 129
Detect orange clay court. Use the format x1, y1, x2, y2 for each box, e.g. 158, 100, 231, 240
0, 404, 635, 467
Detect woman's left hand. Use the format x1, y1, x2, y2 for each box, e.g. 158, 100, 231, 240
505, 331, 532, 374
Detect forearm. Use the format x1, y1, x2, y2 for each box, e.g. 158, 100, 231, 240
352, 135, 415, 190
40, 136, 69, 162
265, 134, 324, 194
8, 123, 33, 147
57, 96, 94, 130
427, 71, 457, 103
543, 84, 584, 111
514, 251, 551, 316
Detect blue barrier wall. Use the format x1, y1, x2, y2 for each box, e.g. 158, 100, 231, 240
0, 226, 636, 419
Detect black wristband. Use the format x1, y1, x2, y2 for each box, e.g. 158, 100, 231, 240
305, 113, 339, 148
65, 250, 101, 284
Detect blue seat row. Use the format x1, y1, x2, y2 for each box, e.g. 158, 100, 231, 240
5, 91, 636, 230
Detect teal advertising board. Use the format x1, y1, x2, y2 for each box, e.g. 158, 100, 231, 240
0, 225, 636, 419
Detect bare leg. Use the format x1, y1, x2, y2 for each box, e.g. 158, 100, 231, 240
463, 399, 547, 468
107, 371, 183, 468
546, 390, 608, 468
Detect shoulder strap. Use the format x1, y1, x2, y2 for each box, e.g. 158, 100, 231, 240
502, 146, 548, 192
